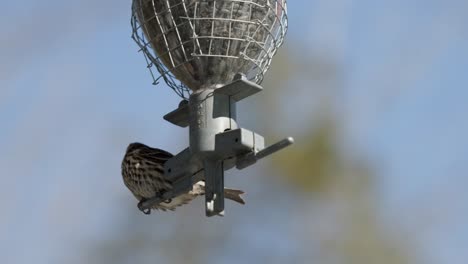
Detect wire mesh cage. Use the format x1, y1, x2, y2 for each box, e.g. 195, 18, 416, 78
131, 0, 288, 99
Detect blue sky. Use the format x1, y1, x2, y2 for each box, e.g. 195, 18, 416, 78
1, 1, 468, 264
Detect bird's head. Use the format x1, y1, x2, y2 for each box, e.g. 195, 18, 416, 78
126, 142, 147, 153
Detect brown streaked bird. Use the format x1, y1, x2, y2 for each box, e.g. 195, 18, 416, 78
122, 142, 245, 214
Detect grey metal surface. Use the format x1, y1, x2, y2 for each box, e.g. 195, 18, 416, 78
188, 88, 237, 215
204, 159, 225, 216
138, 76, 293, 216
214, 74, 263, 101
131, 0, 288, 99
256, 137, 294, 159
215, 128, 260, 156
236, 136, 293, 170
163, 100, 190, 127
164, 147, 193, 181
189, 88, 238, 154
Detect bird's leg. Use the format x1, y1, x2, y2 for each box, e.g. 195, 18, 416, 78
137, 198, 151, 215
155, 189, 172, 204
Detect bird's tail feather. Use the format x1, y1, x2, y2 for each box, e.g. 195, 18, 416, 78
224, 188, 246, 205
195, 181, 246, 205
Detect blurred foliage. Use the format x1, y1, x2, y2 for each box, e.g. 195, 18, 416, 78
263, 47, 413, 263
273, 116, 340, 193
262, 45, 343, 193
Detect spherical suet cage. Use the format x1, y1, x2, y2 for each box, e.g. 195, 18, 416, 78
131, 0, 288, 99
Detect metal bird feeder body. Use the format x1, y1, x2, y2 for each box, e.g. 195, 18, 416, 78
131, 0, 292, 216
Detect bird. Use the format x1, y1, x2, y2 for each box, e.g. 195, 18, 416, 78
122, 142, 245, 214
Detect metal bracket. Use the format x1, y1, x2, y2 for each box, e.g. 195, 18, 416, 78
237, 137, 294, 170
163, 100, 189, 127
214, 74, 263, 101
163, 74, 262, 127
140, 74, 294, 216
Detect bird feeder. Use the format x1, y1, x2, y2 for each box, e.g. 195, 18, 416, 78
131, 0, 292, 216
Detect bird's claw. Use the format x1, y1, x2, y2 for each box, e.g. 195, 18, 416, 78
138, 200, 151, 215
